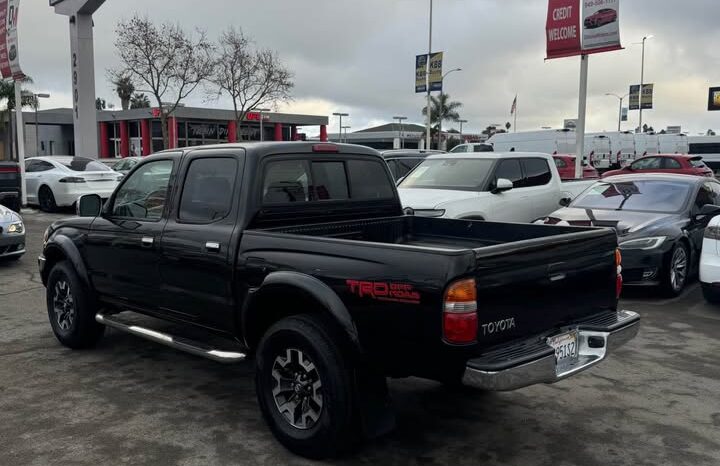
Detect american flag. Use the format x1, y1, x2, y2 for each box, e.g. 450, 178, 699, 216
510, 95, 517, 115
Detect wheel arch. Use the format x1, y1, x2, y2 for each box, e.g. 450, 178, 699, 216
241, 271, 361, 355
42, 235, 90, 288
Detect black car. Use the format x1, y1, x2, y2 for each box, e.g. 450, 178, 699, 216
381, 149, 445, 180
539, 174, 720, 296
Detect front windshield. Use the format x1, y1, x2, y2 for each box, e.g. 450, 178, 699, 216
398, 158, 494, 190
572, 180, 692, 213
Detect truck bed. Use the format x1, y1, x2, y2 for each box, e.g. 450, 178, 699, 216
259, 215, 619, 356
263, 215, 601, 252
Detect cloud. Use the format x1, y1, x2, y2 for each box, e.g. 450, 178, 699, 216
13, 0, 720, 136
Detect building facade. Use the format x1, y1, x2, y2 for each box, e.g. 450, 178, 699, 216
0, 106, 329, 160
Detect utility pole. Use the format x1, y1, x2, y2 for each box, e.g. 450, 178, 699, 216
638, 35, 654, 133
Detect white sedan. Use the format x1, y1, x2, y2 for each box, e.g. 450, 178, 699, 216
700, 215, 720, 303
25, 156, 122, 212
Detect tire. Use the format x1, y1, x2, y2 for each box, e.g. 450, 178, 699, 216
38, 186, 57, 213
702, 284, 720, 304
661, 243, 689, 297
46, 260, 105, 349
255, 314, 355, 459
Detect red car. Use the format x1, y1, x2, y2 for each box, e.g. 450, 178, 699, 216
584, 8, 617, 29
602, 154, 714, 178
553, 155, 599, 180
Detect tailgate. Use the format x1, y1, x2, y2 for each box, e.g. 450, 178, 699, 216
472, 229, 618, 347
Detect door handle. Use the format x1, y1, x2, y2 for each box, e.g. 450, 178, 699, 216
206, 241, 220, 253
141, 236, 154, 247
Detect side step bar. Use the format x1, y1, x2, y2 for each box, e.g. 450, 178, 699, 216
96, 313, 247, 364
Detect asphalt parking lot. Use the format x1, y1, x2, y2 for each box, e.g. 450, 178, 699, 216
2, 210, 720, 466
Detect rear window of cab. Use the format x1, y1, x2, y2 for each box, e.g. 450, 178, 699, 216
262, 158, 394, 204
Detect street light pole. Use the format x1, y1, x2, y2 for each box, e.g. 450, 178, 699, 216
333, 112, 349, 143
605, 93, 629, 132
393, 116, 407, 149
253, 108, 270, 142
638, 35, 653, 133
31, 93, 51, 156
425, 0, 433, 151
458, 119, 468, 142
437, 68, 462, 150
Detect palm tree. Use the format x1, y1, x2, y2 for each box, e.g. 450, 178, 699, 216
130, 92, 151, 109
422, 93, 462, 149
113, 75, 135, 110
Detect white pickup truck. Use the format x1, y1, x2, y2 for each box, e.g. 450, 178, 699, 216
397, 152, 595, 222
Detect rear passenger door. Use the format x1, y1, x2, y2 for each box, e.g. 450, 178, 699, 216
488, 159, 533, 222
159, 150, 245, 330
519, 157, 557, 219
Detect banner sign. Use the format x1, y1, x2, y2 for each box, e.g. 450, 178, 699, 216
429, 52, 443, 91
0, 0, 24, 80
582, 0, 621, 53
415, 54, 427, 93
415, 52, 443, 93
708, 87, 720, 111
629, 84, 653, 110
621, 107, 628, 121
546, 0, 621, 59
546, 0, 581, 59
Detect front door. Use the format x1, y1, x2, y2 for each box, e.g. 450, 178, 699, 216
84, 157, 176, 310
159, 150, 245, 330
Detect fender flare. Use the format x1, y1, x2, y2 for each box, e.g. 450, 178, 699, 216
44, 235, 91, 287
242, 271, 361, 352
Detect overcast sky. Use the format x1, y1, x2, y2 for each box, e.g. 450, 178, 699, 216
15, 0, 720, 136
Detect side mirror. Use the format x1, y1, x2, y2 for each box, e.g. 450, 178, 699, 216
696, 204, 720, 221
77, 194, 102, 217
626, 165, 635, 171
559, 197, 572, 207
492, 178, 514, 194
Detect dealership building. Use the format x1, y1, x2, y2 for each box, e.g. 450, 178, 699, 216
0, 106, 329, 160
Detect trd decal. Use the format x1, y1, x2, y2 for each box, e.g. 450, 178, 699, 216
346, 280, 421, 304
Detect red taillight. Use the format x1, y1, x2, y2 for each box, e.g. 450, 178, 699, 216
443, 278, 477, 344
615, 248, 623, 299
0, 166, 19, 173
312, 144, 339, 153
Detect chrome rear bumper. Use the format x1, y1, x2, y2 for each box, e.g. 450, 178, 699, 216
462, 310, 640, 391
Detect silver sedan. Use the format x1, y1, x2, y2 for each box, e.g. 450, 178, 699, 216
0, 203, 25, 260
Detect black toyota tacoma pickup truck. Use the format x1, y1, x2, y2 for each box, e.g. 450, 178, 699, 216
39, 142, 639, 458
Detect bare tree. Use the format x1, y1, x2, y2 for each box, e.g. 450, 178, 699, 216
110, 15, 214, 149
210, 27, 293, 141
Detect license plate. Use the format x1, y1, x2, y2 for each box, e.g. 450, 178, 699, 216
547, 329, 579, 373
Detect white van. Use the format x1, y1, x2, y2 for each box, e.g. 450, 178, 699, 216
658, 134, 689, 154
634, 133, 660, 157
488, 130, 575, 155
585, 135, 611, 168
